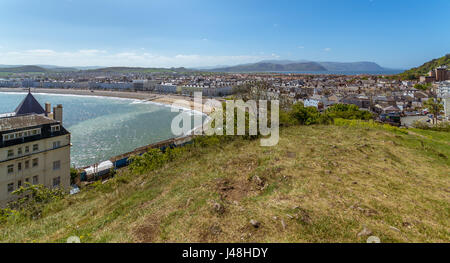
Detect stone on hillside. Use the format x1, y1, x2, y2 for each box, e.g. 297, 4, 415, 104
250, 219, 261, 228
357, 226, 372, 237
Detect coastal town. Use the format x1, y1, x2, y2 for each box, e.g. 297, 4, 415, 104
1, 65, 449, 124
0, 0, 449, 246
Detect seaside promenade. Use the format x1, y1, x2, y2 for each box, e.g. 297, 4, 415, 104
0, 87, 218, 114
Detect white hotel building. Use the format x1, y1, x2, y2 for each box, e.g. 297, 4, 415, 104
0, 92, 71, 207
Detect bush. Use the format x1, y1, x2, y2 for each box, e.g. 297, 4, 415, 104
412, 120, 450, 132
325, 104, 373, 120
128, 148, 167, 174
414, 83, 431, 91
128, 145, 190, 175
279, 102, 372, 126
289, 102, 320, 125
317, 113, 334, 125
70, 167, 79, 184
279, 110, 298, 126
6, 183, 66, 220
0, 208, 20, 224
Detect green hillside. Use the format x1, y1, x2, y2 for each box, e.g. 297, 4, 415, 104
87, 67, 195, 73
399, 54, 450, 80
1, 123, 448, 243
0, 65, 48, 73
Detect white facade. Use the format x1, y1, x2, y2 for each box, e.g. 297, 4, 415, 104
436, 81, 450, 98
0, 131, 71, 207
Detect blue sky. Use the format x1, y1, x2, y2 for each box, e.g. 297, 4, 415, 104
0, 0, 448, 68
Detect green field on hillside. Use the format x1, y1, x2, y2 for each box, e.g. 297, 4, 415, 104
398, 54, 450, 80
0, 124, 449, 243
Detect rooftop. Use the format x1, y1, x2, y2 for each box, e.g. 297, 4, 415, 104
0, 114, 57, 132
14, 91, 46, 116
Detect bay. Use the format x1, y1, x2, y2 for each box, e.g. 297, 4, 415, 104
0, 92, 200, 167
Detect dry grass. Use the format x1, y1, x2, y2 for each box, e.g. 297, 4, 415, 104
0, 125, 449, 243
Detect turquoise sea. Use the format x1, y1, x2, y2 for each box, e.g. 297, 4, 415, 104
0, 92, 200, 167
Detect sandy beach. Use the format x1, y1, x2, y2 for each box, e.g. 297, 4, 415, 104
0, 87, 218, 114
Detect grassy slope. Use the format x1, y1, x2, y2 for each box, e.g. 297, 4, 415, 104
399, 54, 450, 79
1, 125, 449, 243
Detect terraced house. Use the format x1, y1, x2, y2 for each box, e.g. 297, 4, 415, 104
0, 91, 71, 207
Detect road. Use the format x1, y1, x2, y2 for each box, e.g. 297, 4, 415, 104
401, 116, 428, 127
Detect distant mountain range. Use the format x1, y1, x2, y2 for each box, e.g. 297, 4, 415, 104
0, 65, 193, 74
201, 60, 386, 72
204, 62, 327, 72
0, 60, 388, 74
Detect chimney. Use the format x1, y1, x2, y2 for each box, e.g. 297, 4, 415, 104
53, 104, 63, 124
45, 102, 51, 116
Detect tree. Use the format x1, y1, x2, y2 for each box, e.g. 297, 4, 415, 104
325, 103, 373, 120
414, 83, 431, 91
423, 98, 444, 124
289, 102, 320, 125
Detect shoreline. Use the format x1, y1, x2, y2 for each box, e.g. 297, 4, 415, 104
0, 87, 213, 168
0, 87, 217, 114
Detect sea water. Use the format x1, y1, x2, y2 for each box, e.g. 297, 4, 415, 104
0, 92, 201, 167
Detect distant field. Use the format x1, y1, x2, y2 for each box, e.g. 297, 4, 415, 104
0, 124, 449, 243
0, 72, 12, 77
0, 72, 45, 77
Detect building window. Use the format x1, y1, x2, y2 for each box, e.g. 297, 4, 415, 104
51, 125, 61, 133
53, 141, 61, 149
25, 178, 30, 183
25, 146, 30, 154
18, 162, 22, 171
32, 175, 39, 185
32, 158, 39, 167
7, 150, 14, 158
3, 128, 41, 142
7, 183, 14, 193
53, 160, 61, 170
25, 160, 29, 169
33, 144, 39, 152
52, 177, 61, 187
17, 180, 22, 188
18, 147, 22, 155
7, 165, 14, 174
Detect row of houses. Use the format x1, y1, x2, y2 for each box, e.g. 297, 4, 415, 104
0, 79, 234, 97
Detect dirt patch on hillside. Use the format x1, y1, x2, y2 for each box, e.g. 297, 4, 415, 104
216, 178, 253, 202
133, 216, 161, 243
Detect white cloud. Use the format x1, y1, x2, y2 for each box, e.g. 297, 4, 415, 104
298, 46, 305, 49
26, 49, 56, 55
0, 49, 272, 67
78, 49, 107, 54
324, 48, 332, 52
